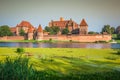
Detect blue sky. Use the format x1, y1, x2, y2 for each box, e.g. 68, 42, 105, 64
0, 0, 120, 32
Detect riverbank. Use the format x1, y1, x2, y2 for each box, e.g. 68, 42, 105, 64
0, 39, 111, 44
0, 48, 120, 79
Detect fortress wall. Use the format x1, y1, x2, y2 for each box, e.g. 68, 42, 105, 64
43, 34, 111, 42
0, 36, 24, 40
0, 35, 111, 42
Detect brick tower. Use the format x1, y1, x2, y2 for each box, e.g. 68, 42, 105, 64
79, 19, 88, 35
27, 27, 33, 40
36, 25, 43, 40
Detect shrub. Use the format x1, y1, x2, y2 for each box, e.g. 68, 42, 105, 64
49, 38, 52, 42
16, 48, 25, 54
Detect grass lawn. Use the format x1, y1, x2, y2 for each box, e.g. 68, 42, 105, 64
0, 48, 120, 79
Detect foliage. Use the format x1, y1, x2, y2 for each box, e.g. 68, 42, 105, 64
62, 28, 69, 34
0, 57, 36, 80
45, 26, 53, 33
101, 25, 115, 34
95, 40, 107, 43
117, 34, 120, 39
16, 48, 25, 54
105, 56, 119, 60
0, 57, 120, 80
112, 34, 117, 39
44, 26, 60, 35
1, 48, 120, 79
88, 31, 98, 34
19, 28, 25, 36
115, 49, 120, 55
0, 25, 13, 37
116, 26, 120, 34
51, 26, 60, 34
111, 27, 115, 34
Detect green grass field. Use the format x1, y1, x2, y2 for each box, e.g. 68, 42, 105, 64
0, 48, 120, 80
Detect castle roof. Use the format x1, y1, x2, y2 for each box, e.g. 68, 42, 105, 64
17, 21, 34, 28
28, 27, 33, 33
80, 19, 88, 26
37, 25, 43, 32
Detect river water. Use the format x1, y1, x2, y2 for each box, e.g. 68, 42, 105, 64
0, 42, 120, 49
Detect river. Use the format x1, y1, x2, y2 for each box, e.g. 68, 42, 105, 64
0, 42, 120, 49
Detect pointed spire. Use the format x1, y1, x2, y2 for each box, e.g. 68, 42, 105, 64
80, 19, 88, 26
37, 24, 43, 32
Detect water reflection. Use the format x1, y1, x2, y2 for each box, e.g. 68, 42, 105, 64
0, 42, 119, 49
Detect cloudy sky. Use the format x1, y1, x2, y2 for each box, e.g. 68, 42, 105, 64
0, 0, 120, 32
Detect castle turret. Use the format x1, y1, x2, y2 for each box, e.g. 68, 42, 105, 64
28, 27, 33, 40
79, 19, 88, 35
60, 17, 64, 21
36, 25, 43, 40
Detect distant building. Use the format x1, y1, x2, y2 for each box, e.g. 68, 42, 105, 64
8, 19, 111, 42
49, 17, 88, 34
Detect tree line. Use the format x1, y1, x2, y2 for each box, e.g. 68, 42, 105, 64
0, 25, 25, 37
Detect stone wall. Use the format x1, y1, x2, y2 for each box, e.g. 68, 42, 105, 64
0, 34, 111, 42
43, 34, 111, 42
0, 36, 24, 41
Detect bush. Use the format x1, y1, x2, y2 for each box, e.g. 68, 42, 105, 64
95, 41, 107, 43
16, 48, 25, 54
49, 38, 52, 42
0, 57, 35, 80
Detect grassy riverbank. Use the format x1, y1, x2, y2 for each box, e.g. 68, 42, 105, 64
0, 48, 120, 80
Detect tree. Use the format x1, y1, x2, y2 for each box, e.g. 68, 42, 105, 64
116, 26, 120, 34
101, 25, 115, 34
44, 26, 60, 35
62, 28, 69, 34
0, 25, 13, 37
111, 27, 115, 34
51, 26, 60, 34
44, 26, 52, 32
19, 28, 25, 36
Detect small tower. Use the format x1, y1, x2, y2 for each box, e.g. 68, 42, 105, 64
36, 25, 43, 40
27, 27, 33, 40
79, 19, 88, 35
60, 17, 64, 21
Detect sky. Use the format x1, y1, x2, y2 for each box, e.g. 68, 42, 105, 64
0, 0, 120, 32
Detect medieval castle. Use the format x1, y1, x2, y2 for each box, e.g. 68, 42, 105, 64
6, 17, 111, 42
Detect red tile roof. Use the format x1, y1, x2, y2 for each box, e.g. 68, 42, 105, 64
37, 25, 43, 32
17, 21, 34, 28
28, 27, 33, 33
80, 19, 88, 26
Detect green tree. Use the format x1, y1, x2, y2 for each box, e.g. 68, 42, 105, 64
19, 28, 25, 36
116, 26, 120, 34
44, 26, 60, 35
111, 27, 115, 34
62, 28, 69, 34
51, 26, 60, 34
0, 25, 13, 37
44, 26, 52, 32
101, 25, 115, 34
